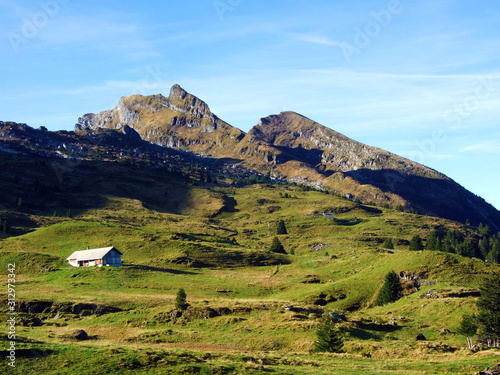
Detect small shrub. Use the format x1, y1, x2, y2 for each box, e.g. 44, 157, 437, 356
175, 288, 189, 311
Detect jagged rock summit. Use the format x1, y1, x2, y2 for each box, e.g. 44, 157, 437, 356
76, 84, 244, 158
72, 84, 500, 230
251, 111, 443, 178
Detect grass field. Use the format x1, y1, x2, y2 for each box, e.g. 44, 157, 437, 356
1, 180, 499, 374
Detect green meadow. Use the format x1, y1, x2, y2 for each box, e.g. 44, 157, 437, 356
1, 183, 499, 374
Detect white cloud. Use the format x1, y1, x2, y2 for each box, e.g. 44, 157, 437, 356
460, 141, 500, 153
287, 33, 346, 48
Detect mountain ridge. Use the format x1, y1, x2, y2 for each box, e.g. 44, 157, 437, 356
1, 84, 499, 230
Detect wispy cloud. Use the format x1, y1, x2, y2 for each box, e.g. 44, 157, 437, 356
37, 15, 154, 52
288, 33, 346, 48
460, 140, 500, 153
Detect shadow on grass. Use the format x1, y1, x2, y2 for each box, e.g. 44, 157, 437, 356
0, 348, 57, 358
347, 322, 403, 341
125, 264, 199, 275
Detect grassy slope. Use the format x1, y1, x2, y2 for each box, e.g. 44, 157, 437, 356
1, 183, 499, 374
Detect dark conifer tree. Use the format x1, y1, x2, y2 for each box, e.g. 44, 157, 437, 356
476, 275, 500, 346
409, 235, 424, 251
175, 288, 189, 311
486, 238, 500, 263
277, 219, 288, 235
269, 237, 286, 254
459, 239, 475, 258
313, 317, 344, 353
479, 237, 491, 259
426, 233, 438, 250
457, 314, 478, 349
382, 238, 394, 250
376, 270, 403, 306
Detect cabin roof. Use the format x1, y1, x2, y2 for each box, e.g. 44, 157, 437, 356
66, 247, 122, 261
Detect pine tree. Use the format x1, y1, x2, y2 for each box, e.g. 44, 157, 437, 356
376, 270, 403, 306
426, 232, 443, 251
313, 317, 344, 353
476, 275, 500, 346
2, 220, 7, 234
486, 238, 500, 263
409, 235, 424, 251
426, 233, 440, 250
17, 197, 22, 207
382, 238, 394, 250
457, 314, 478, 349
277, 219, 288, 235
478, 223, 491, 237
269, 237, 286, 254
458, 239, 475, 258
479, 237, 491, 259
175, 288, 189, 311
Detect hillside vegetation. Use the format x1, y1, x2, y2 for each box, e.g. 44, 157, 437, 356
0, 153, 499, 374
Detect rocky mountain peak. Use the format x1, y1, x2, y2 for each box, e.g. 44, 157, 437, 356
169, 84, 189, 100
166, 84, 214, 120
252, 111, 352, 151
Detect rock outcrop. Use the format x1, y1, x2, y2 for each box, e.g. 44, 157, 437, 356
76, 84, 245, 158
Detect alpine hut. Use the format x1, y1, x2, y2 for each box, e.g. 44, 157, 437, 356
66, 247, 123, 267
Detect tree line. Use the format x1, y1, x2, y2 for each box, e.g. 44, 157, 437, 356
421, 223, 500, 263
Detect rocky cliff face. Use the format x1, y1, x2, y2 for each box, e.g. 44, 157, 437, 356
251, 111, 444, 179
70, 84, 500, 230
76, 85, 244, 157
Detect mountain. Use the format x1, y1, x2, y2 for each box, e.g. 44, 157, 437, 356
72, 84, 500, 231
245, 112, 500, 231
0, 85, 498, 230
76, 84, 245, 158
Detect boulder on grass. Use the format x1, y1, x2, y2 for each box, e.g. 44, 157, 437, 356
59, 329, 89, 341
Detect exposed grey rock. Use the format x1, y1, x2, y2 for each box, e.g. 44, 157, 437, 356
476, 364, 500, 375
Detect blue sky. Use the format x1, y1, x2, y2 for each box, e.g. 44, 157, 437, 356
1, 0, 500, 210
